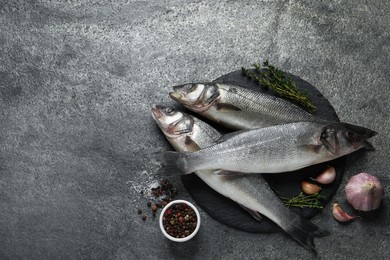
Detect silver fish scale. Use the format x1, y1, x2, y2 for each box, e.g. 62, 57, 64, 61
156, 111, 324, 253
187, 121, 328, 174
215, 84, 317, 129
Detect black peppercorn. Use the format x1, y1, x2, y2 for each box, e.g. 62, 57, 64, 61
162, 203, 197, 239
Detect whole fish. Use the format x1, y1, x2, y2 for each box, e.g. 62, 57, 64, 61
169, 82, 318, 130
151, 105, 328, 254
159, 121, 376, 175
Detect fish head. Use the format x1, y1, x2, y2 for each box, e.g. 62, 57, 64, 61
320, 122, 377, 157
169, 83, 220, 112
151, 105, 194, 138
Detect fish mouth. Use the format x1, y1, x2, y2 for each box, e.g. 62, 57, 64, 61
170, 86, 220, 113
151, 104, 185, 135
341, 123, 377, 150
169, 90, 206, 112
169, 84, 190, 102
342, 123, 378, 138
169, 91, 182, 102
151, 104, 170, 129
151, 104, 164, 120
363, 140, 375, 151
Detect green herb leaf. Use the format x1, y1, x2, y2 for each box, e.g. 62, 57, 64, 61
280, 192, 325, 209
242, 60, 317, 113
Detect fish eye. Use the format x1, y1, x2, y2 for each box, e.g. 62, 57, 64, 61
182, 84, 196, 92
345, 131, 356, 141
163, 107, 174, 114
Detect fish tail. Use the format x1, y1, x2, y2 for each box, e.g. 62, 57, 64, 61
283, 215, 330, 255
156, 151, 190, 176
305, 220, 331, 238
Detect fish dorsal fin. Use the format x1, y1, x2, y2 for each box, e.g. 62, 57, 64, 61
238, 204, 263, 221
215, 103, 242, 112
216, 130, 250, 143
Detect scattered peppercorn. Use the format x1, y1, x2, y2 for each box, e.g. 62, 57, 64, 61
140, 179, 178, 222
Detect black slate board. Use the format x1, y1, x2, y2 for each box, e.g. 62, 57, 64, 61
180, 69, 345, 233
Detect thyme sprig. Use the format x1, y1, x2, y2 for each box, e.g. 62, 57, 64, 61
281, 192, 325, 209
242, 60, 317, 114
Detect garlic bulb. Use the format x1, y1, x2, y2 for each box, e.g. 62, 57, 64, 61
345, 173, 384, 211
332, 203, 357, 222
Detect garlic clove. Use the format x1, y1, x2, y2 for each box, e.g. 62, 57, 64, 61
301, 181, 321, 195
311, 166, 336, 184
332, 203, 358, 222
345, 173, 384, 211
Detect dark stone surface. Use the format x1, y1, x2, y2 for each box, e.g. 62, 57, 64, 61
0, 0, 389, 259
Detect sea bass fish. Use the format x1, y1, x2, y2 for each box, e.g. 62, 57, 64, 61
159, 121, 376, 175
151, 105, 328, 254
169, 82, 318, 130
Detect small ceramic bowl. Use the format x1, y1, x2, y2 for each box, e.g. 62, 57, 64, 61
159, 200, 201, 242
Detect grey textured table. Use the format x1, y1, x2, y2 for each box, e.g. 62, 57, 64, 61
0, 1, 389, 259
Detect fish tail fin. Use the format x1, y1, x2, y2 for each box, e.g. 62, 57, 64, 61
156, 151, 190, 176
283, 215, 330, 255
305, 220, 331, 238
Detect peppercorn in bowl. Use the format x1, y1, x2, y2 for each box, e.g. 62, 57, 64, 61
159, 200, 200, 242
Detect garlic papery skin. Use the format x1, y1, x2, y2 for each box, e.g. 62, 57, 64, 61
345, 173, 384, 211
332, 203, 357, 222
311, 166, 336, 184
301, 181, 321, 195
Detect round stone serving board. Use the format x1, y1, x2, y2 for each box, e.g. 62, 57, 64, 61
180, 69, 345, 233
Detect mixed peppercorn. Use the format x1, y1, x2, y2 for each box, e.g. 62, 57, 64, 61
162, 203, 197, 239
137, 179, 177, 221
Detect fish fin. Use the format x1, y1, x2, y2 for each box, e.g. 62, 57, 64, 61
214, 169, 248, 176
363, 141, 375, 151
215, 103, 242, 112
284, 214, 330, 255
238, 204, 263, 221
216, 130, 250, 143
156, 151, 190, 176
185, 136, 201, 151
